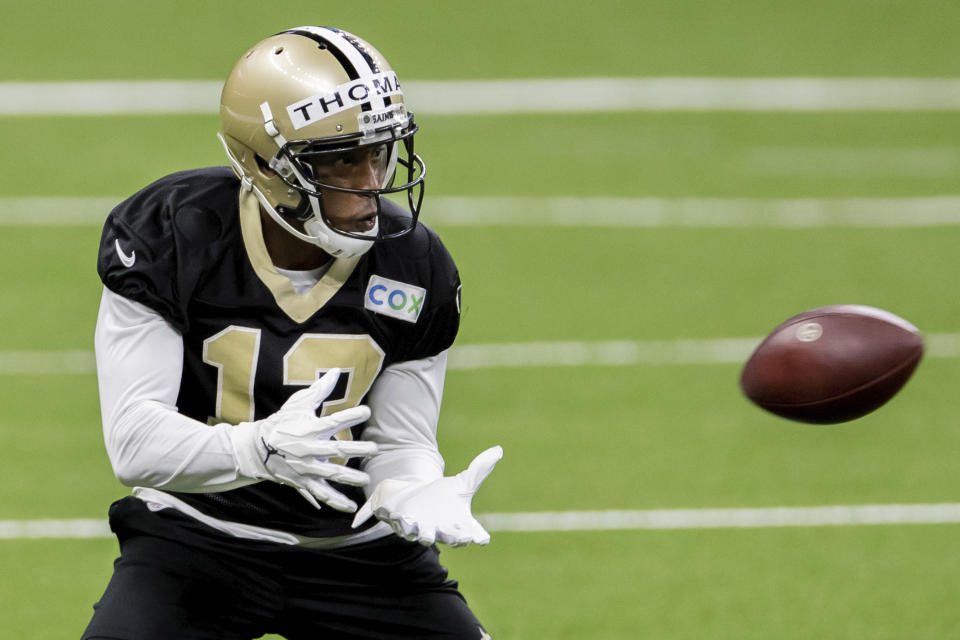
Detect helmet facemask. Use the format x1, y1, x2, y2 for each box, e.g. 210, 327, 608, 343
269, 117, 425, 249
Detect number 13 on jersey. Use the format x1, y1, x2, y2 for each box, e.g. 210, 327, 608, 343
202, 326, 385, 425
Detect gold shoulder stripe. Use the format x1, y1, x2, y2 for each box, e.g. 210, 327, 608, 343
238, 190, 359, 323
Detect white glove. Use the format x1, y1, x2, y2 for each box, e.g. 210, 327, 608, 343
351, 446, 503, 546
229, 368, 377, 512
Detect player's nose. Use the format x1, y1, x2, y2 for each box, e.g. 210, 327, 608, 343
356, 157, 382, 190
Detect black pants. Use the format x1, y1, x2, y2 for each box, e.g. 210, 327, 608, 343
82, 498, 488, 639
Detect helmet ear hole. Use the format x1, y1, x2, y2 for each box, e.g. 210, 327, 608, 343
254, 154, 277, 178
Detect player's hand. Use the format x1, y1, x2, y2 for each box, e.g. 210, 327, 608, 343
229, 368, 377, 512
351, 446, 503, 546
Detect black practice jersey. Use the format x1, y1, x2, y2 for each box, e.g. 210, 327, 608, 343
97, 167, 461, 538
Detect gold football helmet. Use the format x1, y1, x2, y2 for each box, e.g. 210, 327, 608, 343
219, 26, 425, 258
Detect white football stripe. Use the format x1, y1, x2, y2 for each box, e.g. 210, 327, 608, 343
1, 334, 955, 375
4, 78, 960, 115
5, 196, 960, 228
5, 504, 960, 538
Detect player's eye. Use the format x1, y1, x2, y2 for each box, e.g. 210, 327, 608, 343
339, 152, 360, 166
310, 152, 349, 174
316, 153, 351, 168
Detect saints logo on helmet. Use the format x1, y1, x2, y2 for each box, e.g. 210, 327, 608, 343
218, 26, 425, 258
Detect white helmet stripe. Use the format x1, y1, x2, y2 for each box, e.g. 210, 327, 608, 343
287, 26, 387, 111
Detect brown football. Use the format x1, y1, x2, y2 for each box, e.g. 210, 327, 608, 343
740, 305, 924, 424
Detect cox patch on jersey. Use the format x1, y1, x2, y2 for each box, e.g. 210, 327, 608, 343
364, 275, 426, 323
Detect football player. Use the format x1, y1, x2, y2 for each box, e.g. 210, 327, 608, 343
83, 26, 500, 640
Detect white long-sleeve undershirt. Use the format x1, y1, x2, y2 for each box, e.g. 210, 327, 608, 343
95, 287, 448, 543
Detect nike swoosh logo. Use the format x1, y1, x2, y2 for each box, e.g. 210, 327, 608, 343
114, 239, 136, 268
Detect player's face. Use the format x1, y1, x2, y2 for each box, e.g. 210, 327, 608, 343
308, 144, 390, 234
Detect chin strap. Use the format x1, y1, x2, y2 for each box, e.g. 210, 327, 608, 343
217, 133, 327, 245
260, 102, 301, 180
217, 133, 254, 192
260, 102, 288, 148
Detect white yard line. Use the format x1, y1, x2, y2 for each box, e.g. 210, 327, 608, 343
5, 195, 960, 228
743, 147, 960, 178
0, 519, 112, 539
5, 504, 960, 539
478, 503, 960, 532
0, 197, 119, 226
448, 338, 762, 369
4, 78, 960, 115
3, 334, 958, 375
428, 196, 960, 228
0, 350, 98, 375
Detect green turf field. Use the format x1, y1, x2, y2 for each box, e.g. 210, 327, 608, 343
3, 1, 960, 638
